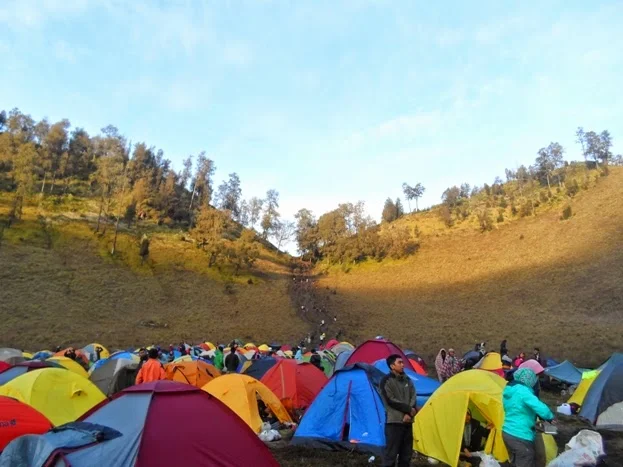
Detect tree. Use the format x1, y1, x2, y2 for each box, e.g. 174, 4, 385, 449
294, 208, 318, 257
395, 198, 404, 218
248, 197, 264, 230
273, 219, 295, 250
402, 182, 425, 212
92, 130, 126, 233
188, 152, 215, 212
190, 206, 233, 267
215, 172, 242, 219
535, 142, 564, 189
44, 119, 70, 194
238, 199, 250, 226
459, 183, 471, 199
441, 186, 461, 208
382, 198, 398, 223
8, 142, 36, 224
260, 189, 280, 239
576, 127, 613, 168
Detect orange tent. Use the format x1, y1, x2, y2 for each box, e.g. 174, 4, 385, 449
409, 359, 427, 376
165, 360, 221, 388
0, 396, 53, 451
260, 360, 327, 415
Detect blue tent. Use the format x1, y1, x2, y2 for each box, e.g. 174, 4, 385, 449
291, 363, 386, 455
91, 351, 137, 372
544, 360, 582, 385
244, 357, 277, 380
0, 422, 121, 466
372, 359, 440, 408
333, 350, 353, 372
580, 353, 623, 426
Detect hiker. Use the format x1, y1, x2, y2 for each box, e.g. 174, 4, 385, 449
533, 348, 542, 365
213, 345, 224, 370
137, 348, 148, 370
379, 354, 417, 467
441, 349, 463, 381
514, 352, 526, 368
500, 340, 508, 357
224, 343, 240, 373
435, 348, 447, 382
319, 332, 326, 343
309, 350, 323, 372
460, 410, 491, 467
94, 346, 104, 362
135, 348, 166, 384
294, 347, 303, 361
502, 368, 554, 467
63, 347, 77, 361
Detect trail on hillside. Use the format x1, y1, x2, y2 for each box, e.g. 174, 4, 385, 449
288, 262, 345, 349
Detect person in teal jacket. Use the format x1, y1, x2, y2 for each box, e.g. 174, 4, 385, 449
502, 368, 554, 467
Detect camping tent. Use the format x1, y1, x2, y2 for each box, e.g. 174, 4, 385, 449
474, 352, 504, 377
81, 344, 110, 363
334, 350, 353, 372
345, 340, 414, 372
404, 350, 428, 372
0, 361, 63, 386
89, 358, 139, 397
47, 356, 89, 378
0, 348, 24, 365
203, 374, 292, 433
330, 342, 355, 356
414, 370, 509, 466
260, 360, 327, 414
372, 359, 440, 408
54, 349, 89, 368
292, 363, 386, 455
47, 381, 278, 466
0, 368, 105, 426
568, 371, 600, 407
165, 360, 221, 388
302, 353, 334, 377
0, 396, 52, 451
580, 354, 623, 428
244, 357, 278, 380
90, 351, 139, 373
544, 360, 583, 385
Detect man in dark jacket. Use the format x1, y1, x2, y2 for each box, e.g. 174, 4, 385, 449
380, 354, 417, 467
224, 342, 240, 373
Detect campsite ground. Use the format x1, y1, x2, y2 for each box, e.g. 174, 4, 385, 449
272, 390, 623, 465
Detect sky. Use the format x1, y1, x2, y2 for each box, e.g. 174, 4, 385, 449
1, 0, 622, 229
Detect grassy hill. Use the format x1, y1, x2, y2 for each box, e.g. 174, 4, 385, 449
314, 167, 623, 367
0, 196, 308, 350
0, 167, 621, 366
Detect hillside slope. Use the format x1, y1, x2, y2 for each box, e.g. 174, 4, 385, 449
315, 168, 623, 366
0, 197, 308, 350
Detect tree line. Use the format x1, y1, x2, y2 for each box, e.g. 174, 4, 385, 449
0, 108, 292, 271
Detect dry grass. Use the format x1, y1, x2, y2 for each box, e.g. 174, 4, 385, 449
0, 195, 306, 350
315, 168, 623, 367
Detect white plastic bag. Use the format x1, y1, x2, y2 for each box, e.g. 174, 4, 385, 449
472, 452, 501, 467
258, 429, 282, 442
547, 430, 604, 467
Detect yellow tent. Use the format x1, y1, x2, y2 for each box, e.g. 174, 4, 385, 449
0, 368, 105, 425
22, 352, 33, 359
569, 371, 600, 406
48, 357, 89, 378
258, 344, 270, 352
414, 370, 509, 466
204, 342, 216, 351
202, 374, 292, 433
83, 343, 110, 360
478, 352, 503, 371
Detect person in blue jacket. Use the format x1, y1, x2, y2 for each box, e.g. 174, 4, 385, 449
502, 368, 554, 467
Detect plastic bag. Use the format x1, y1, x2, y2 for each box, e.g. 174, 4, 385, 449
258, 429, 282, 442
472, 452, 501, 467
547, 430, 604, 467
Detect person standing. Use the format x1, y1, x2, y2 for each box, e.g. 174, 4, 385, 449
224, 342, 240, 373
500, 340, 508, 357
135, 348, 166, 384
379, 354, 417, 467
502, 368, 554, 467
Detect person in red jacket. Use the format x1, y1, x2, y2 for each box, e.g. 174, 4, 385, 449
135, 348, 166, 384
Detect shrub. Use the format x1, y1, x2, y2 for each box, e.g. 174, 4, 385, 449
561, 205, 573, 220
497, 210, 504, 223
499, 197, 508, 209
539, 191, 549, 203
439, 205, 454, 227
511, 203, 518, 216
477, 208, 494, 232
519, 201, 533, 218
566, 179, 580, 197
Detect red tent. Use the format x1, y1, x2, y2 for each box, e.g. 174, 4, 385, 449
345, 340, 415, 371
80, 381, 279, 466
325, 339, 339, 350
0, 396, 53, 451
408, 359, 427, 376
0, 362, 10, 373
260, 360, 327, 414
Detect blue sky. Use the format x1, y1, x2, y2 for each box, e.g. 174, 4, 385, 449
1, 0, 622, 224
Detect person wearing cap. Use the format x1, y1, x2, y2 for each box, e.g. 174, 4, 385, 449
502, 368, 554, 467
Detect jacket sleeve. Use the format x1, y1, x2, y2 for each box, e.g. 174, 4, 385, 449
159, 364, 166, 380
135, 367, 144, 385
380, 376, 412, 415
523, 392, 554, 421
